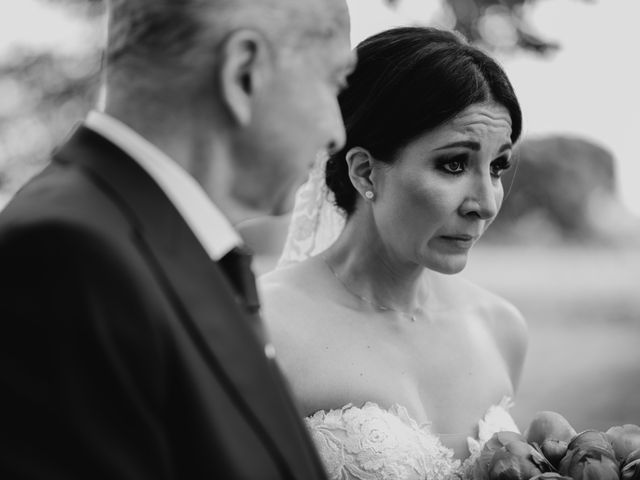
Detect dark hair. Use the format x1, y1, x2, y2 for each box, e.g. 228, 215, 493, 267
325, 26, 523, 215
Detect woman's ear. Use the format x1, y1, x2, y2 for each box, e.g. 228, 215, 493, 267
345, 146, 376, 200
218, 29, 270, 126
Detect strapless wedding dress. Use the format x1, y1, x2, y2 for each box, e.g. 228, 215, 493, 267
305, 397, 519, 480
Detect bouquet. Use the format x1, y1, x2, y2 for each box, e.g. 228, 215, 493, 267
468, 411, 640, 479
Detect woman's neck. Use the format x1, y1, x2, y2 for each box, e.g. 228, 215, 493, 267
323, 213, 431, 317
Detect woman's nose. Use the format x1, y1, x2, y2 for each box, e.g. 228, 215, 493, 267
459, 175, 499, 220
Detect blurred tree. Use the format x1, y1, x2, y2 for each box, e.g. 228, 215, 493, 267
39, 0, 103, 11
487, 135, 640, 244
0, 0, 614, 248
386, 0, 593, 54
0, 0, 103, 204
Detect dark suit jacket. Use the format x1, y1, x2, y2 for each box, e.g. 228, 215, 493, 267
0, 126, 327, 480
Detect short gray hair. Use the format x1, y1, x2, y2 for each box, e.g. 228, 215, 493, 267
106, 0, 222, 81
105, 0, 344, 88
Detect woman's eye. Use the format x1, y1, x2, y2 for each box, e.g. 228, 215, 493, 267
441, 159, 465, 174
491, 157, 512, 178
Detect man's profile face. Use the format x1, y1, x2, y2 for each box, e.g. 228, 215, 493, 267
235, 0, 355, 216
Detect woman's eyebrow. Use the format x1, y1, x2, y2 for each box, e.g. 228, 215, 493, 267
434, 141, 512, 153
434, 140, 481, 151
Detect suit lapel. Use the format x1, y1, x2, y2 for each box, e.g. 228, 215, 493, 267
54, 126, 324, 479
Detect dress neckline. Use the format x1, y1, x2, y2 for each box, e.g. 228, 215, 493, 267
306, 395, 518, 458
305, 396, 519, 479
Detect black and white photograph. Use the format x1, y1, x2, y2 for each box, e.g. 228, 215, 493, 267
1, 1, 639, 479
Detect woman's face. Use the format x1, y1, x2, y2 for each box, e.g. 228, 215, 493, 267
370, 101, 514, 274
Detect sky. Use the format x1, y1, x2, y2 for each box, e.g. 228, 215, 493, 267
1, 0, 639, 215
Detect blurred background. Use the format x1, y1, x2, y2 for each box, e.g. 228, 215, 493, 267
1, 0, 639, 432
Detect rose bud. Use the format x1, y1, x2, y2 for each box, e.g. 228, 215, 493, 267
559, 451, 620, 480
568, 429, 616, 457
621, 448, 640, 480
607, 425, 640, 462
559, 435, 620, 480
487, 440, 553, 480
488, 448, 543, 480
471, 431, 528, 479
505, 440, 555, 473
525, 411, 577, 447
529, 474, 573, 480
540, 438, 569, 468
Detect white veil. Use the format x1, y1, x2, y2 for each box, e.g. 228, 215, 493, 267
276, 153, 346, 268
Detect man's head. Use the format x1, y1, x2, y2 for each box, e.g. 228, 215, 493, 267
104, 0, 355, 220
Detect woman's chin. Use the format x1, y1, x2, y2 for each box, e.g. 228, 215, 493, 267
423, 252, 469, 275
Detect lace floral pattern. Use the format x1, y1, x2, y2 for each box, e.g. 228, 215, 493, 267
306, 398, 519, 480
277, 153, 345, 268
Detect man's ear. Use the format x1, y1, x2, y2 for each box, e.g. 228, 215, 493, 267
218, 29, 271, 126
345, 146, 375, 199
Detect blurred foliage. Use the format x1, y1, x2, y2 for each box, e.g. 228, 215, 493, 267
4, 0, 632, 247
487, 135, 640, 245
0, 1, 103, 203
387, 0, 593, 54
38, 0, 103, 13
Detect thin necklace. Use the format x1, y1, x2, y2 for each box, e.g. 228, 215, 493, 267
322, 255, 422, 322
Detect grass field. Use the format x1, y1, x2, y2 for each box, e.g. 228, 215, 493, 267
462, 243, 640, 432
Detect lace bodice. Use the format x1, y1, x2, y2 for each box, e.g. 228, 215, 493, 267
305, 397, 519, 480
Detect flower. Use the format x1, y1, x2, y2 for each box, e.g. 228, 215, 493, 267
525, 411, 577, 446
488, 448, 543, 479
491, 440, 553, 479
469, 433, 553, 480
468, 413, 640, 480
525, 411, 577, 467
529, 474, 573, 479
607, 425, 640, 462
567, 430, 616, 455
559, 430, 620, 480
470, 431, 527, 479
621, 448, 640, 480
541, 439, 570, 468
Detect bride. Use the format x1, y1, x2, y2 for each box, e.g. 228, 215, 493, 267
260, 26, 527, 480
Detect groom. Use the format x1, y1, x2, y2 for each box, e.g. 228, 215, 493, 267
0, 0, 354, 478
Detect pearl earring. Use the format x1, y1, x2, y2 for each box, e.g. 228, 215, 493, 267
364, 191, 374, 200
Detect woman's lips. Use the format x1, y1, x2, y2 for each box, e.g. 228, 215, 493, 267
439, 234, 478, 248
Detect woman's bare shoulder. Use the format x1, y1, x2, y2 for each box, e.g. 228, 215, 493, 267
258, 259, 343, 402
259, 259, 323, 308
258, 258, 331, 335
437, 274, 529, 389
437, 274, 523, 320
260, 257, 321, 289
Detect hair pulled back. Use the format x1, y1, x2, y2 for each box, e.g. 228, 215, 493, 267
325, 26, 522, 215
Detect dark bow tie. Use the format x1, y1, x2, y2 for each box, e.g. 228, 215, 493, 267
218, 246, 260, 315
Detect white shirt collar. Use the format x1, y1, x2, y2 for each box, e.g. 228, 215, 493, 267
84, 110, 242, 261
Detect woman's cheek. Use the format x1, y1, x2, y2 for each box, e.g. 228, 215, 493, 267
495, 187, 505, 212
